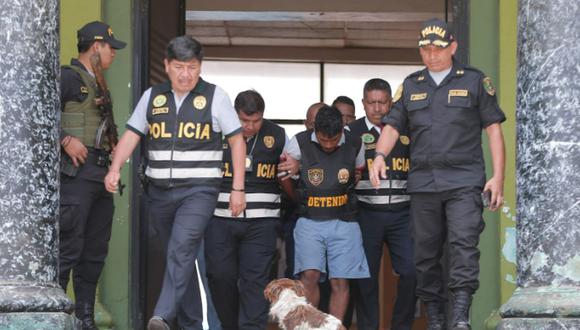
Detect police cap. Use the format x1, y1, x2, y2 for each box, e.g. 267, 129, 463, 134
77, 21, 126, 50
418, 18, 454, 48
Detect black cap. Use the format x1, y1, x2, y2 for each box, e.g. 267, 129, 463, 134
418, 18, 454, 48
77, 21, 126, 49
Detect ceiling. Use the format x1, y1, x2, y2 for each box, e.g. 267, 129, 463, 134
184, 2, 449, 63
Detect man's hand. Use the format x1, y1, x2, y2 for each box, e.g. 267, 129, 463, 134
483, 176, 504, 211
104, 170, 121, 193
277, 152, 299, 181
229, 190, 246, 217
63, 136, 88, 167
369, 156, 387, 188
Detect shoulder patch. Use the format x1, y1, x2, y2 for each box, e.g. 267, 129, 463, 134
393, 84, 403, 103
482, 77, 496, 96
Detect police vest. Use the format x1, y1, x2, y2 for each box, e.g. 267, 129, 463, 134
214, 119, 286, 219
61, 65, 107, 148
145, 79, 223, 188
348, 118, 410, 211
296, 130, 360, 221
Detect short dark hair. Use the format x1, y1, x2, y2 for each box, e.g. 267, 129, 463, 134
363, 78, 392, 96
234, 90, 265, 115
166, 36, 204, 62
77, 40, 97, 53
332, 96, 355, 107
314, 106, 343, 138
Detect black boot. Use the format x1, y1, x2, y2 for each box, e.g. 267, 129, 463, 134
425, 302, 446, 330
75, 301, 99, 330
451, 290, 472, 330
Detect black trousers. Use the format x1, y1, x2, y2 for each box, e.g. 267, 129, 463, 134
205, 217, 279, 330
59, 175, 114, 305
410, 187, 485, 303
356, 207, 417, 330
148, 184, 219, 330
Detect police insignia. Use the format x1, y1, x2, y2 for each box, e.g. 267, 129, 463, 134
153, 95, 167, 107
483, 77, 496, 96
263, 136, 275, 149
308, 168, 324, 186
80, 86, 89, 94
362, 133, 375, 144
393, 84, 403, 103
400, 135, 410, 145
193, 95, 207, 110
410, 93, 427, 101
338, 168, 350, 184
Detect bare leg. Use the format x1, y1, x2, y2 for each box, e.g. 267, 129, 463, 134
329, 278, 349, 321
300, 270, 321, 307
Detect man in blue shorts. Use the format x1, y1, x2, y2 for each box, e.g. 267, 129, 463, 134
284, 105, 369, 321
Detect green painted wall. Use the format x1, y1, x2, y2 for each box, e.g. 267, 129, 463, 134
101, 1, 134, 329
59, 1, 133, 329
468, 0, 501, 329
497, 0, 518, 305
469, 0, 518, 329
60, 0, 102, 64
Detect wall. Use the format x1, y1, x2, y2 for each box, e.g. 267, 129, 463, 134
100, 0, 133, 329
469, 0, 518, 329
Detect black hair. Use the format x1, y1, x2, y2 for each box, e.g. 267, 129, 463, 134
314, 106, 343, 138
332, 96, 355, 107
166, 36, 204, 62
77, 40, 97, 53
234, 90, 265, 115
363, 78, 392, 96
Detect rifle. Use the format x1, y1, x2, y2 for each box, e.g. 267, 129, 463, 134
90, 52, 125, 195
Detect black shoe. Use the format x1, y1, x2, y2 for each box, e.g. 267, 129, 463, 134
148, 316, 171, 330
425, 302, 446, 330
451, 290, 472, 330
75, 302, 98, 330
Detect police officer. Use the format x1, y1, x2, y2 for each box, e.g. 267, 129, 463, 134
285, 106, 369, 322
205, 90, 287, 330
59, 21, 126, 330
332, 96, 356, 125
370, 19, 506, 330
349, 78, 416, 330
104, 36, 246, 330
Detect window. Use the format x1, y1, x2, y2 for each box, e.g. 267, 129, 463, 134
202, 60, 422, 137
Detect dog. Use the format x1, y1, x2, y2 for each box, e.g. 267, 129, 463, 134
264, 278, 346, 330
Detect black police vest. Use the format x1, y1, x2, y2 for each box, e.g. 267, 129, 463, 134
348, 118, 410, 211
296, 130, 360, 221
145, 79, 223, 188
215, 120, 286, 219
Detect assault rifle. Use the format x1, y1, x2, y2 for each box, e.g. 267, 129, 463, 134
90, 52, 125, 195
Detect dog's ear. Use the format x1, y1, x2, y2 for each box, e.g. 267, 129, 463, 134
264, 280, 283, 302
293, 280, 306, 297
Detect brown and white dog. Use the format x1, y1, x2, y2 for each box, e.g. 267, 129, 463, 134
264, 278, 346, 330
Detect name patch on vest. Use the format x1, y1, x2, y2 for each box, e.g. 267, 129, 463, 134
410, 93, 427, 101
152, 107, 169, 115
307, 194, 348, 207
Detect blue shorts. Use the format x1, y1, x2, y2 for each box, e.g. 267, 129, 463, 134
293, 217, 370, 280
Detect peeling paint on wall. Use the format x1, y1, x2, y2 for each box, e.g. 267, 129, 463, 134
502, 227, 516, 265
